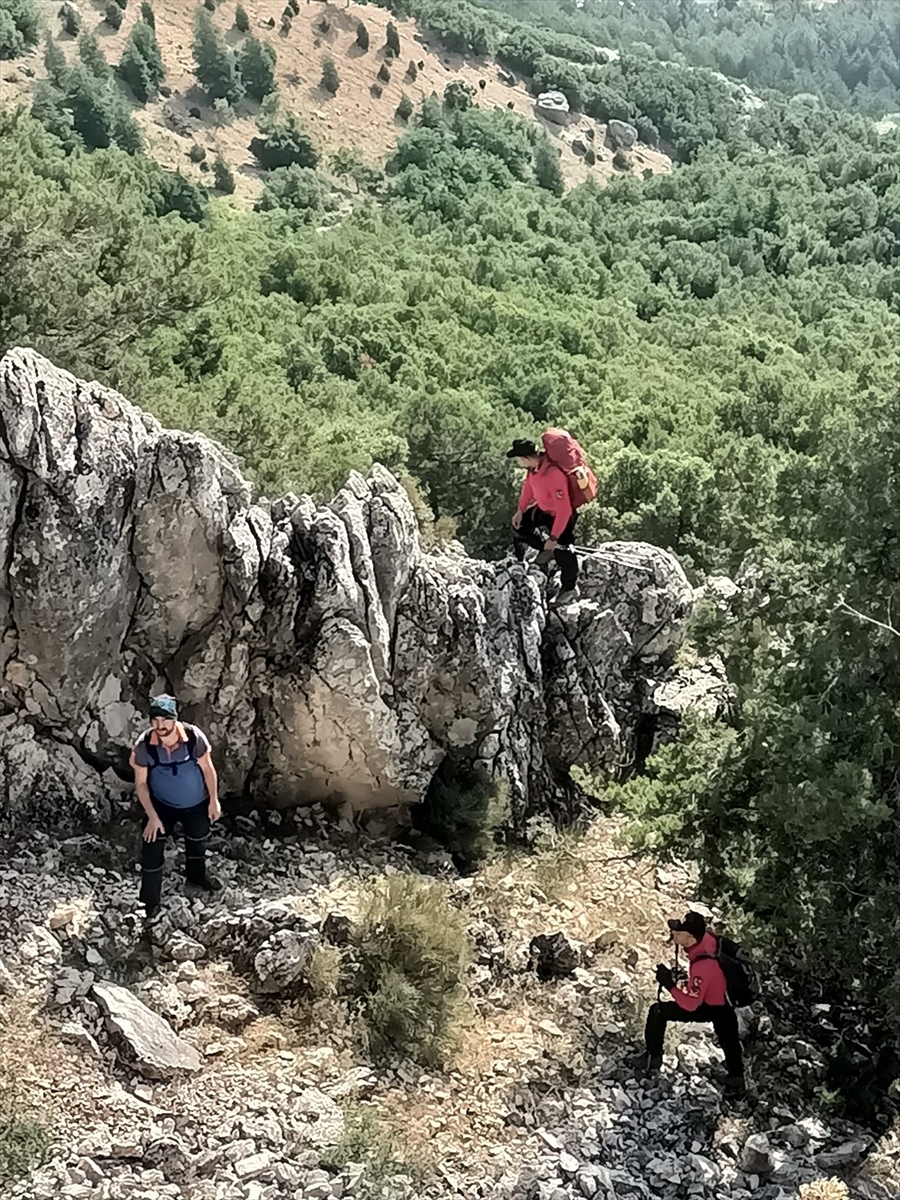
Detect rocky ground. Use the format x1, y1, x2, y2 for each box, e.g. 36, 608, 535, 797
1, 804, 898, 1200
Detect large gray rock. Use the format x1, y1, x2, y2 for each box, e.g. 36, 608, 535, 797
536, 91, 570, 125
608, 119, 638, 149
0, 348, 695, 832
92, 981, 202, 1077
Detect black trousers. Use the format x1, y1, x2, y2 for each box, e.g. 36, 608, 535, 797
645, 1001, 744, 1078
139, 798, 210, 908
515, 507, 579, 591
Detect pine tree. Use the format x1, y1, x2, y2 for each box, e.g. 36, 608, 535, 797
235, 4, 249, 34
43, 35, 69, 89
237, 36, 276, 103
193, 8, 244, 105
213, 154, 235, 193
78, 32, 110, 80
0, 0, 40, 60
386, 20, 400, 55
141, 2, 155, 30
534, 140, 564, 197
119, 20, 165, 103
104, 2, 124, 31
355, 20, 369, 51
320, 57, 339, 95
58, 3, 81, 37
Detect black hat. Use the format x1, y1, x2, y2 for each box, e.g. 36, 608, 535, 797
667, 911, 707, 940
506, 438, 540, 459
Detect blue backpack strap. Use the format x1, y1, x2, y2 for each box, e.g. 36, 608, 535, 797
142, 729, 160, 768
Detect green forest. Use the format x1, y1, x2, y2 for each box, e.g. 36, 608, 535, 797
1, 0, 900, 1110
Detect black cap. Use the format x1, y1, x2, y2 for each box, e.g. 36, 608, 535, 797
506, 438, 540, 459
667, 911, 707, 940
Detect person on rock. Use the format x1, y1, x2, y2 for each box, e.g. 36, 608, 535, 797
507, 437, 579, 604
633, 911, 745, 1096
131, 694, 222, 918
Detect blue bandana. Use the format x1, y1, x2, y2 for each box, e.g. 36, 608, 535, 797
149, 694, 178, 719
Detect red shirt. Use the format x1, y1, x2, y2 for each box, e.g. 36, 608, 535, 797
516, 456, 574, 540
668, 933, 728, 1011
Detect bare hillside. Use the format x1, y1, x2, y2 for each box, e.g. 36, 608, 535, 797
2, 0, 672, 203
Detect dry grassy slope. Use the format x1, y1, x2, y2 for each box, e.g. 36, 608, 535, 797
3, 0, 671, 204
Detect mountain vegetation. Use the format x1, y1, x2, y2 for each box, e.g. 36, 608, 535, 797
0, 0, 899, 1110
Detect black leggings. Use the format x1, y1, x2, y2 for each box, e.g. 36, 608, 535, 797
139, 799, 209, 908
645, 1001, 744, 1078
515, 507, 579, 590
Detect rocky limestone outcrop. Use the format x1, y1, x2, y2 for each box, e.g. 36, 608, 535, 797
0, 348, 696, 831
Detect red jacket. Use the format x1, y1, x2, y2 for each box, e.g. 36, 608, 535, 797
668, 933, 728, 1011
516, 457, 574, 540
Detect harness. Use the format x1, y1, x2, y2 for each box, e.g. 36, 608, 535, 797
142, 726, 199, 776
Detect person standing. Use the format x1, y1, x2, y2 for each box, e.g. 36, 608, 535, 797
131, 694, 221, 917
507, 437, 580, 603
634, 911, 746, 1095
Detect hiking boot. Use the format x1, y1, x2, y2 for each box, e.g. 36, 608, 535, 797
185, 875, 222, 897
723, 1075, 746, 1097
143, 901, 160, 922
628, 1052, 662, 1076
535, 548, 556, 565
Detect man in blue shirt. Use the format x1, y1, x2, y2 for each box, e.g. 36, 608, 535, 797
131, 694, 222, 917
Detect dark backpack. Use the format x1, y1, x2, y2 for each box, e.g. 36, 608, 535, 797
695, 935, 760, 1008
142, 726, 199, 775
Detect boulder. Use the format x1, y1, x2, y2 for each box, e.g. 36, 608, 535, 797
0, 348, 695, 834
536, 91, 570, 125
253, 929, 316, 993
740, 1133, 775, 1176
92, 981, 202, 1077
608, 119, 637, 149
530, 932, 580, 980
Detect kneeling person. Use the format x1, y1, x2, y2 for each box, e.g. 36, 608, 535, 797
132, 694, 222, 917
637, 911, 745, 1095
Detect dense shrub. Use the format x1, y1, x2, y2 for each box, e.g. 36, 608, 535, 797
249, 109, 318, 170
212, 154, 235, 193
320, 56, 339, 95
0, 0, 40, 60
235, 3, 249, 34
415, 755, 509, 868
0, 1073, 49, 1181
104, 2, 123, 31
189, 143, 206, 163
396, 93, 413, 122
255, 164, 323, 218
350, 876, 470, 1065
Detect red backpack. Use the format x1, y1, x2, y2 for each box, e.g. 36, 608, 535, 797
541, 428, 598, 508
